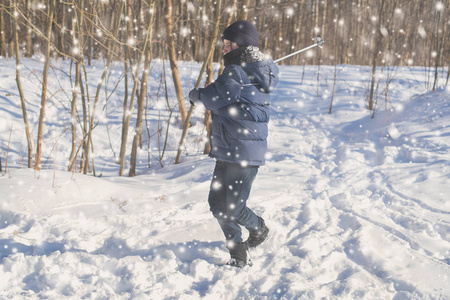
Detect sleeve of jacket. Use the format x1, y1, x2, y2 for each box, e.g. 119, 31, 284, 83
191, 66, 243, 112
188, 88, 201, 106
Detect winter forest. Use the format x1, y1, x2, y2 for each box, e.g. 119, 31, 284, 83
0, 0, 449, 173
1, 0, 450, 299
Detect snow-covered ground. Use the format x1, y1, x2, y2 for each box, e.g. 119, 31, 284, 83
0, 58, 449, 299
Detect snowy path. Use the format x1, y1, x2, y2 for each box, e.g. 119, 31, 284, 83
1, 61, 449, 299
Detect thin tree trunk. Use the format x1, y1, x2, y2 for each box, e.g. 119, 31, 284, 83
24, 0, 32, 57
0, 3, 6, 57
85, 1, 124, 175
67, 4, 82, 172
344, 1, 352, 64
87, 3, 95, 65
238, 0, 250, 20
175, 0, 222, 164
59, 1, 65, 59
313, 0, 320, 38
329, 0, 340, 114
359, 0, 366, 65
446, 59, 450, 86
13, 0, 33, 168
129, 1, 155, 177
166, 0, 187, 127
118, 2, 152, 176
79, 4, 90, 174
202, 109, 212, 154
79, 65, 89, 173
118, 0, 130, 165
432, 5, 443, 91
368, 0, 385, 111
203, 17, 218, 155
67, 61, 80, 171
321, 0, 327, 39
35, 0, 56, 171
160, 58, 175, 167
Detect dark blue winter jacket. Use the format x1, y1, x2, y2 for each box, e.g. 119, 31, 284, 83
189, 47, 279, 166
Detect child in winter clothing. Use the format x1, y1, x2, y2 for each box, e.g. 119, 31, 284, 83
189, 20, 279, 267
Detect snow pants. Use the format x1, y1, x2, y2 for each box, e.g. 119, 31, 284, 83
208, 160, 261, 243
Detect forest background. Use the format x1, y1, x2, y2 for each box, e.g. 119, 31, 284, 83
0, 0, 449, 177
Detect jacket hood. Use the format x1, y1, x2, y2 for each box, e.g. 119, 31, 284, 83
243, 59, 279, 93
223, 46, 279, 94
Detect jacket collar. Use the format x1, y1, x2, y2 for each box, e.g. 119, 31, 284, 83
223, 47, 247, 66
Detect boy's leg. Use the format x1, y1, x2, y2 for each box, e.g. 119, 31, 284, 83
208, 161, 243, 242
208, 161, 261, 243
225, 162, 261, 232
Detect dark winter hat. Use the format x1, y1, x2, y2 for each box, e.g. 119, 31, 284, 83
222, 20, 259, 47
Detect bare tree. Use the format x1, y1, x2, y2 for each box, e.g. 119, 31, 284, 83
0, 1, 7, 57
79, 65, 90, 173
329, 0, 341, 114
117, 0, 132, 170
203, 1, 223, 155
85, 1, 124, 175
238, 0, 250, 20
3, 0, 450, 71
13, 0, 33, 168
35, 0, 56, 171
175, 0, 223, 164
2, 0, 450, 176
67, 1, 83, 172
166, 0, 188, 127
129, 1, 156, 177
368, 0, 386, 111
24, 0, 32, 57
432, 0, 445, 91
118, 37, 148, 175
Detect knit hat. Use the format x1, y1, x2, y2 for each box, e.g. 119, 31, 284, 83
222, 20, 259, 47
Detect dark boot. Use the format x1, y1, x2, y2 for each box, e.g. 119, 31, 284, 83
226, 242, 252, 268
246, 217, 269, 248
